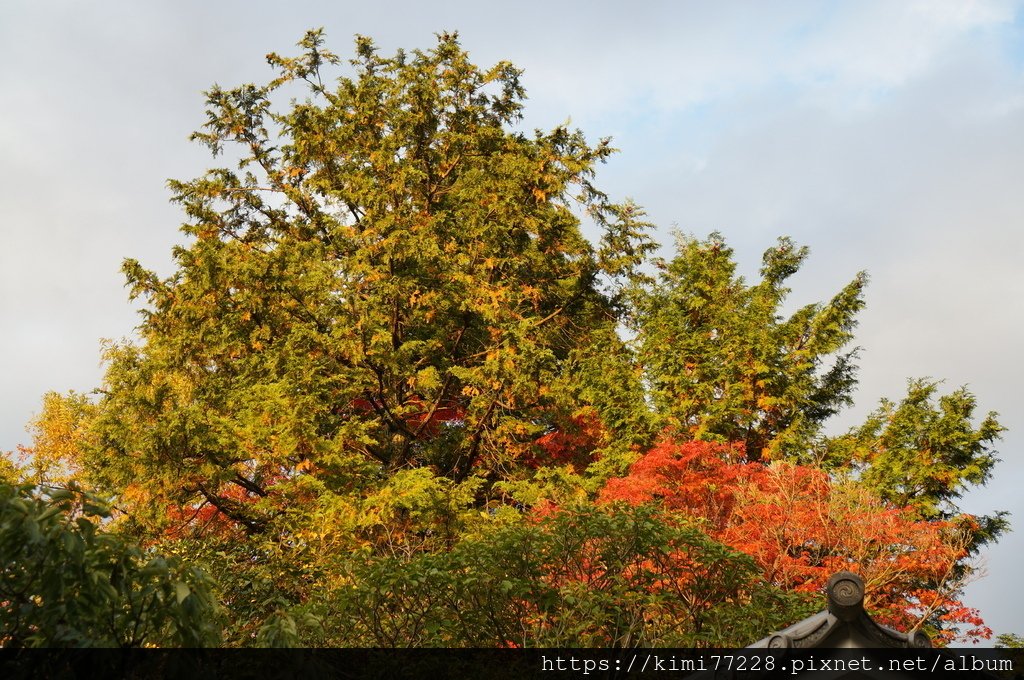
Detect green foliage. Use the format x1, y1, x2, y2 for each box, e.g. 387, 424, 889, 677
825, 379, 1005, 547
92, 29, 653, 536
632, 232, 865, 461
154, 534, 311, 647
996, 633, 1024, 648
0, 483, 220, 647
312, 503, 815, 647
144, 466, 495, 645
9, 29, 1007, 649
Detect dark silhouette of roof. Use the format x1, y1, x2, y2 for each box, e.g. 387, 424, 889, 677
747, 572, 932, 649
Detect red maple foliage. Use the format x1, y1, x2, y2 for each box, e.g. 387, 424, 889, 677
599, 437, 990, 643
525, 409, 606, 470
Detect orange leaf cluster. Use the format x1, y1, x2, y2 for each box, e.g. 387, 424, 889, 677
599, 437, 990, 642
526, 410, 606, 469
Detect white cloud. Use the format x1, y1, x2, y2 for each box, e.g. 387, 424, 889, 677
489, 0, 1021, 125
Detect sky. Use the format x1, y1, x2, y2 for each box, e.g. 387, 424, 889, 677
1, 0, 1022, 641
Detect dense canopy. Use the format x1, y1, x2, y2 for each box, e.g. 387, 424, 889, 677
2, 30, 1005, 648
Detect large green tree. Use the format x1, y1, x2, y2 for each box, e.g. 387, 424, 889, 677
632, 232, 865, 462
629, 233, 1004, 542
91, 30, 652, 536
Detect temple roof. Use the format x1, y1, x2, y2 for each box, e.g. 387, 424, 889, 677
747, 572, 932, 649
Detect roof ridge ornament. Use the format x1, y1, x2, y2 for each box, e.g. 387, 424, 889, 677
748, 571, 932, 649
827, 571, 866, 622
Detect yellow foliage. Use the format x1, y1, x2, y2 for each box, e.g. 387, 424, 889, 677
25, 391, 95, 485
